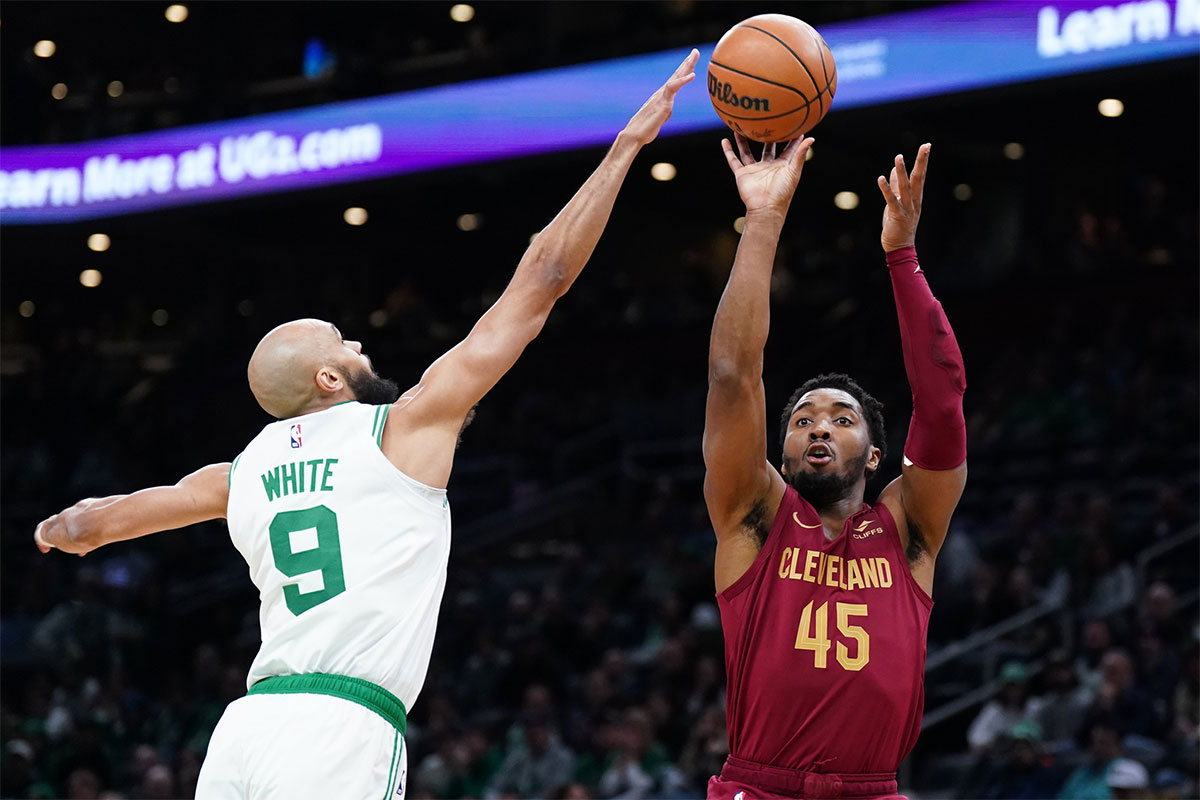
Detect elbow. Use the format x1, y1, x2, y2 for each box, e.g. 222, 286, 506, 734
521, 246, 570, 298
708, 358, 760, 388
541, 263, 569, 298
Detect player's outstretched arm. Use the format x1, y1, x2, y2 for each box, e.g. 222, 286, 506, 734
34, 462, 230, 557
384, 50, 699, 487
872, 144, 967, 588
704, 134, 813, 593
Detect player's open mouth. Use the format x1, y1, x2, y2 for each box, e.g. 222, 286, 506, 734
805, 444, 833, 465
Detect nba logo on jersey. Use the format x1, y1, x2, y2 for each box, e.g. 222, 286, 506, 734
733, 792, 745, 800
289, 424, 302, 448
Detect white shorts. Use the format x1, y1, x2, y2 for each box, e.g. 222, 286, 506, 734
196, 693, 407, 800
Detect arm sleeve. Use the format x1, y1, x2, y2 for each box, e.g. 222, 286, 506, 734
886, 246, 967, 470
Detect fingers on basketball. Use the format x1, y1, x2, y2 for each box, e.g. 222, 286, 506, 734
784, 136, 813, 166
735, 134, 754, 165
721, 139, 742, 172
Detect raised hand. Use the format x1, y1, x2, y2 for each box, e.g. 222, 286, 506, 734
622, 49, 699, 146
34, 509, 91, 556
877, 143, 930, 253
721, 133, 815, 218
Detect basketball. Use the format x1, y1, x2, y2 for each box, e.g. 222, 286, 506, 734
707, 14, 838, 143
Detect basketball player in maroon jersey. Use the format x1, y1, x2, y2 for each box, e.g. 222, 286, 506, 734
703, 133, 966, 800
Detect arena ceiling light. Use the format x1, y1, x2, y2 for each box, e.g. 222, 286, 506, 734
834, 191, 859, 211
33, 40, 56, 58
51, 83, 68, 100
450, 4, 474, 22
733, 216, 746, 234
1098, 98, 1124, 117
151, 309, 169, 326
805, 147, 814, 162
79, 269, 102, 288
165, 4, 188, 23
107, 81, 124, 98
456, 213, 480, 231
953, 183, 972, 201
650, 162, 676, 181
1003, 142, 1025, 160
87, 233, 111, 252
18, 301, 35, 318
343, 207, 368, 226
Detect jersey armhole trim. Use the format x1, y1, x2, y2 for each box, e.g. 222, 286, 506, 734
375, 405, 390, 449
370, 405, 385, 443
228, 454, 243, 488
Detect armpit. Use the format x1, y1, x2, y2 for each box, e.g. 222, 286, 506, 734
905, 518, 928, 564
740, 498, 771, 549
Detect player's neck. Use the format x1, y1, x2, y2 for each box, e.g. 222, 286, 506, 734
293, 390, 357, 418
812, 492, 866, 540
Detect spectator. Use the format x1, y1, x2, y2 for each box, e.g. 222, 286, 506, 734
1136, 630, 1181, 710
968, 661, 1042, 752
1077, 619, 1115, 696
678, 704, 728, 793
1105, 757, 1151, 800
67, 767, 101, 799
1058, 723, 1123, 800
1138, 582, 1182, 644
486, 712, 575, 800
1079, 541, 1138, 621
1081, 649, 1161, 739
974, 721, 1063, 800
595, 708, 669, 800
1034, 651, 1090, 749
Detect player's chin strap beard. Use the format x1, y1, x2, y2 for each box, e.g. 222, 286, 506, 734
346, 368, 401, 406
784, 450, 870, 511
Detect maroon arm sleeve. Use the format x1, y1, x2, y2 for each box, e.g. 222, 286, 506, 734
886, 246, 967, 470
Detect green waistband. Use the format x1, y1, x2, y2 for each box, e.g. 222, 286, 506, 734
247, 673, 407, 736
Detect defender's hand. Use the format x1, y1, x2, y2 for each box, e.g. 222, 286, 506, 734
721, 133, 814, 218
34, 505, 94, 556
33, 515, 54, 553
878, 143, 930, 253
621, 49, 699, 146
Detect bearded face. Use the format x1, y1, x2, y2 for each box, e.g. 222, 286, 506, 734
345, 364, 400, 406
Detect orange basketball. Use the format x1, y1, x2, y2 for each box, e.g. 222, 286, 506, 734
707, 14, 838, 143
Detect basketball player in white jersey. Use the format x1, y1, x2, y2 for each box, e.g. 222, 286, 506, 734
33, 50, 699, 800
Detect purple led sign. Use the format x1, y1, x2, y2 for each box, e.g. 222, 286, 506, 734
1, 0, 1196, 224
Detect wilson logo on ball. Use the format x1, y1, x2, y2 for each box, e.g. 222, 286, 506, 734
707, 13, 838, 143
708, 74, 771, 112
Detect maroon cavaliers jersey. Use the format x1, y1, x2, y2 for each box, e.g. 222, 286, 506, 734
718, 485, 933, 774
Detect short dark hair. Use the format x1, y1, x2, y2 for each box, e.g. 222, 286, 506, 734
779, 373, 887, 463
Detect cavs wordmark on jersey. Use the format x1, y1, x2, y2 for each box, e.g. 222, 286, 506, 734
719, 485, 932, 774
226, 401, 451, 711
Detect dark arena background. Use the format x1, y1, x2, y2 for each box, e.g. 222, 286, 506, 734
2, 2, 1197, 799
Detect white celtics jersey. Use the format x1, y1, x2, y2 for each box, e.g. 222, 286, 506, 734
226, 401, 450, 711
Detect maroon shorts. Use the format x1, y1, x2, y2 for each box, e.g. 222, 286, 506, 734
707, 756, 905, 800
